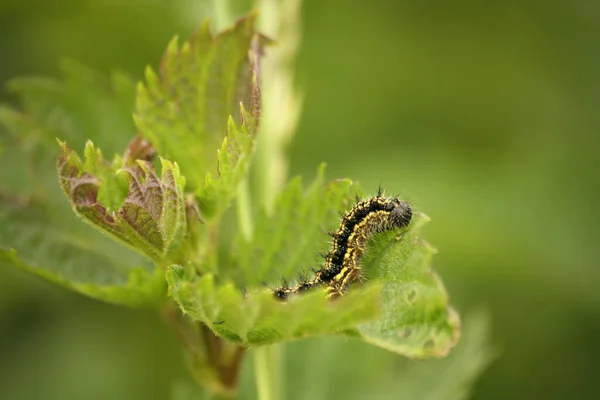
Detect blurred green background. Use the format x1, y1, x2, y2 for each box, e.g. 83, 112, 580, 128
1, 0, 599, 399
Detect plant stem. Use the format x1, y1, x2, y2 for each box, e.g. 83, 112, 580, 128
249, 1, 303, 400
236, 177, 254, 241
254, 345, 284, 400
254, 0, 303, 213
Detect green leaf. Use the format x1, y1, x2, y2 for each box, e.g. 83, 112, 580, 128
196, 106, 259, 219
232, 165, 357, 286
0, 248, 165, 308
57, 140, 186, 263
134, 15, 260, 197
0, 195, 164, 307
166, 265, 382, 346
356, 213, 461, 358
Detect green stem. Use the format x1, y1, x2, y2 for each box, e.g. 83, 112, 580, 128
249, 0, 303, 399
236, 177, 254, 241
253, 0, 304, 214
254, 345, 284, 400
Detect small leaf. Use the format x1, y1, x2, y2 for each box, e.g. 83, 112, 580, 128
57, 140, 186, 262
166, 265, 382, 346
134, 15, 260, 193
357, 213, 461, 358
196, 106, 258, 219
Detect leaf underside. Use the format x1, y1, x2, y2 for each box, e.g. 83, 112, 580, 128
57, 140, 186, 263
0, 248, 165, 308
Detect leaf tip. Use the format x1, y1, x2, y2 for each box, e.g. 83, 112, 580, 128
316, 163, 327, 178
158, 156, 172, 169
226, 115, 237, 133
236, 11, 258, 29
144, 65, 159, 86
239, 102, 248, 116
83, 139, 97, 155
200, 18, 211, 33
166, 35, 180, 55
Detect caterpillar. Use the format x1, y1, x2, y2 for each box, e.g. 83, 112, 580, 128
274, 189, 412, 300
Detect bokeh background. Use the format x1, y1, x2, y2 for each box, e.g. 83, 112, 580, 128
1, 0, 599, 399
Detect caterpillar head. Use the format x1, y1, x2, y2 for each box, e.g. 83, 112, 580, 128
387, 199, 412, 228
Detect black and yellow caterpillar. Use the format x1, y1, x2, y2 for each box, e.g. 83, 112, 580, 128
274, 190, 412, 300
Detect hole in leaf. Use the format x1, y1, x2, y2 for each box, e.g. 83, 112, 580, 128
406, 289, 417, 303
397, 327, 413, 340
423, 339, 435, 350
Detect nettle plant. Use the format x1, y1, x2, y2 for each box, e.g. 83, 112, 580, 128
0, 16, 460, 398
